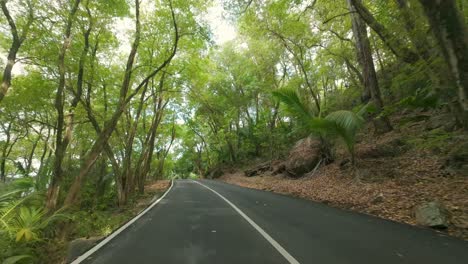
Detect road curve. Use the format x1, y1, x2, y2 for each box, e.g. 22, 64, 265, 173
78, 179, 468, 264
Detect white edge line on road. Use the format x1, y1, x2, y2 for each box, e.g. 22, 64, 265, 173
71, 179, 175, 264
192, 180, 300, 264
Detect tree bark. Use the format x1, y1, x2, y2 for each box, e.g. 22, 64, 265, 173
63, 0, 180, 207
347, 0, 392, 133
418, 0, 468, 129
0, 0, 33, 103
25, 127, 43, 175
136, 77, 168, 194
349, 0, 419, 64
46, 0, 82, 211
0, 123, 12, 182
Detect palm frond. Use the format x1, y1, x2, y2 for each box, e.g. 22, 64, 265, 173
2, 255, 33, 264
272, 88, 312, 124
326, 110, 364, 138
324, 110, 365, 163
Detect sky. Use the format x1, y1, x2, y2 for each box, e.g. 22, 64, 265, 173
206, 0, 237, 44
2, 0, 237, 75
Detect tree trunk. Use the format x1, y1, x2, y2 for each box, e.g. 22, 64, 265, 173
63, 0, 180, 207
349, 0, 419, 64
25, 129, 42, 175
0, 1, 32, 104
136, 84, 167, 194
36, 127, 51, 190
46, 0, 82, 211
63, 0, 142, 207
347, 0, 393, 133
0, 41, 20, 103
0, 124, 12, 182
418, 0, 468, 129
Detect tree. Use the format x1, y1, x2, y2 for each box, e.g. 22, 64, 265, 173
347, 0, 392, 134
418, 0, 468, 129
0, 0, 34, 103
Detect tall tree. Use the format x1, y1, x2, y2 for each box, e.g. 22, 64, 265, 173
347, 0, 392, 133
63, 0, 180, 207
0, 0, 34, 103
46, 0, 82, 210
418, 0, 468, 129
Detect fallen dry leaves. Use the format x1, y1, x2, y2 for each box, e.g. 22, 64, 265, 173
135, 180, 171, 208
219, 125, 468, 240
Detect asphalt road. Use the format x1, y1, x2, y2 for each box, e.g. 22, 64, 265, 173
78, 179, 468, 264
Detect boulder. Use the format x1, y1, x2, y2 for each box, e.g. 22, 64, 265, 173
271, 161, 286, 175
285, 137, 321, 177
414, 201, 448, 229
244, 161, 271, 177
66, 236, 103, 263
371, 194, 384, 204
206, 167, 223, 179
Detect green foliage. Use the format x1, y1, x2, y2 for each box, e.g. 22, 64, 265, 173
72, 210, 130, 238
0, 179, 66, 262
273, 88, 366, 163
0, 0, 466, 259
272, 89, 313, 122
406, 129, 452, 152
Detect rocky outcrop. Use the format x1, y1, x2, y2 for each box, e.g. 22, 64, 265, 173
243, 160, 286, 177
271, 160, 286, 175
206, 167, 224, 179
414, 201, 448, 229
285, 137, 321, 177
244, 161, 271, 177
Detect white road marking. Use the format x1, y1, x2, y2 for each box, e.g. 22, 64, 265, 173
192, 180, 301, 264
71, 180, 174, 264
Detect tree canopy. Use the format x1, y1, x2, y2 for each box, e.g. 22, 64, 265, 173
0, 0, 467, 261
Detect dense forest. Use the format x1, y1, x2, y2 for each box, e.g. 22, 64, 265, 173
0, 0, 467, 262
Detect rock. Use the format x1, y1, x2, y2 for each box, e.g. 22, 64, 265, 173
271, 162, 286, 175
371, 194, 384, 204
444, 141, 468, 176
67, 236, 103, 263
206, 167, 223, 179
285, 137, 321, 177
414, 201, 448, 229
244, 161, 271, 177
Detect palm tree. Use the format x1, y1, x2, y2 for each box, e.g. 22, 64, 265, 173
1, 179, 66, 263
273, 88, 366, 164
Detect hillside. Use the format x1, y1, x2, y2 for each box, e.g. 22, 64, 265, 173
1, 0, 467, 262
219, 112, 468, 240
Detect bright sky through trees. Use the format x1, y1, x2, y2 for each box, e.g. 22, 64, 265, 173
207, 0, 236, 44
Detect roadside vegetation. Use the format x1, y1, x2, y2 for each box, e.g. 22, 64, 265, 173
0, 0, 467, 262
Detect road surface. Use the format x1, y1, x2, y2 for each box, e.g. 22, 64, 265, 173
78, 179, 468, 264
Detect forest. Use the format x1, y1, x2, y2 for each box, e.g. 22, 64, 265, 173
0, 0, 467, 262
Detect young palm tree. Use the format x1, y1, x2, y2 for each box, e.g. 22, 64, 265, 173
273, 88, 366, 164
1, 179, 66, 263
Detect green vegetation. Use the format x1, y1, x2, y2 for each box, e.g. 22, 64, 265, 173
0, 0, 467, 262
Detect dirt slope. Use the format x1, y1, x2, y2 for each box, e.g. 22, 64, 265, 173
219, 117, 468, 240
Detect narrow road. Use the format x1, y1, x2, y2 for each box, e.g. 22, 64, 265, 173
78, 179, 468, 264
